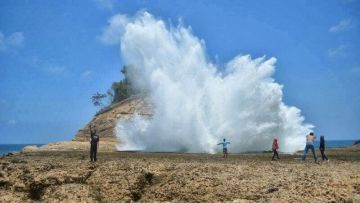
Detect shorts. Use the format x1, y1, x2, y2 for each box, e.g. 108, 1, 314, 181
223, 148, 228, 154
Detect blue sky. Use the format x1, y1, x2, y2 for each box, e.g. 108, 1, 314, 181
0, 0, 359, 144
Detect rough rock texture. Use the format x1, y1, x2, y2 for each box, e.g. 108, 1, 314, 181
1, 148, 360, 202
21, 141, 118, 153
73, 96, 152, 142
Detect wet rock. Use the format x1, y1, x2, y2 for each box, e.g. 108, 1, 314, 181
28, 181, 46, 200
0, 178, 11, 188
266, 187, 279, 193
144, 172, 154, 184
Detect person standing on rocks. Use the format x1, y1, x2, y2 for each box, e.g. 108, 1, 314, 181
218, 138, 231, 158
89, 125, 99, 162
319, 135, 329, 162
302, 132, 318, 163
272, 138, 280, 161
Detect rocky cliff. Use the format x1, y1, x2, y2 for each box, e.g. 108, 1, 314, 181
73, 95, 153, 142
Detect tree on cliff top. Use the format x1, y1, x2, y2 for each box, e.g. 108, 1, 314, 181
110, 66, 135, 103
91, 92, 107, 109
91, 65, 137, 109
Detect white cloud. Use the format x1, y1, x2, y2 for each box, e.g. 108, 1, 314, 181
0, 31, 24, 52
81, 70, 94, 79
328, 45, 347, 57
29, 56, 67, 76
45, 64, 66, 75
7, 119, 17, 125
329, 19, 352, 33
99, 14, 129, 45
94, 0, 114, 10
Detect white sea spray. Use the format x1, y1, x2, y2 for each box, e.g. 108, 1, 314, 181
114, 12, 312, 153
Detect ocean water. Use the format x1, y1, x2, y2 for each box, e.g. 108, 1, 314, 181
0, 144, 44, 156
313, 140, 357, 149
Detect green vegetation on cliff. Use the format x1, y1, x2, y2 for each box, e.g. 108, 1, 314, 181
91, 65, 138, 108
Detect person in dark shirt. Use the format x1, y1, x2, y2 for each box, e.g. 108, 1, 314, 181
319, 135, 329, 161
89, 125, 99, 162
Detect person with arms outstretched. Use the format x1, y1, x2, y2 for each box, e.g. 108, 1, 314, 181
89, 125, 99, 162
218, 138, 231, 158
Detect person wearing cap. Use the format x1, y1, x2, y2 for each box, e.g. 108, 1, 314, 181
302, 132, 317, 162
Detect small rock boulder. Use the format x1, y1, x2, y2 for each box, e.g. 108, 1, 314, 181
21, 145, 39, 153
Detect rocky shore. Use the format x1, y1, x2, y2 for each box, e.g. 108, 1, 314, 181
2, 97, 358, 202
1, 146, 359, 202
